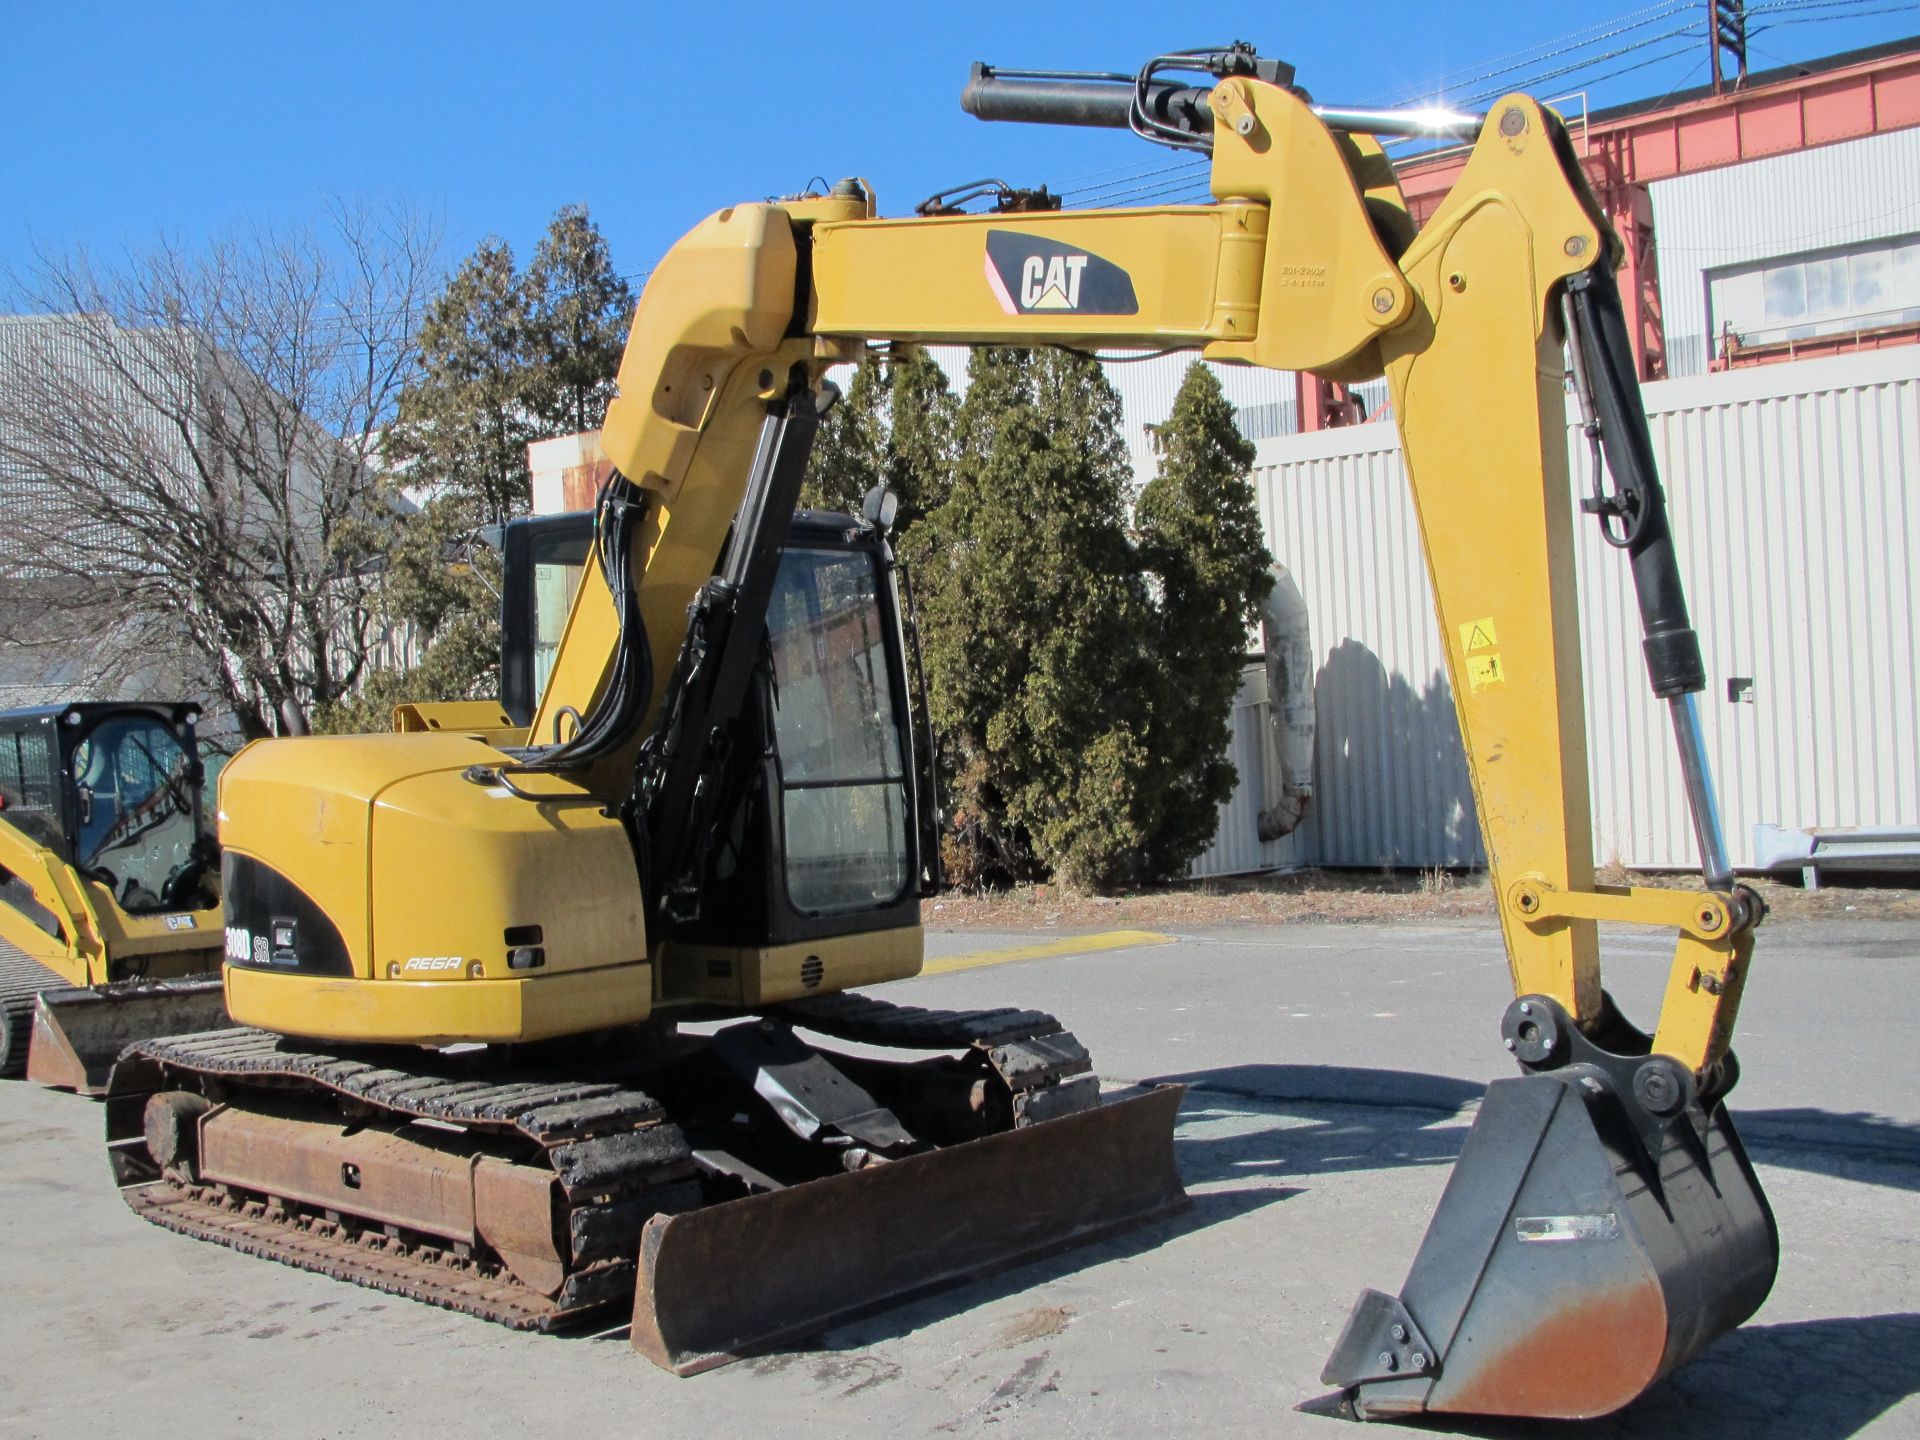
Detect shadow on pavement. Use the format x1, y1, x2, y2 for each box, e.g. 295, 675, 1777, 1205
1410, 1313, 1920, 1440
1147, 1064, 1479, 1184
792, 1161, 1300, 1356
1739, 1108, 1920, 1191
1153, 1064, 1920, 1192
804, 1070, 1476, 1359
665, 1080, 1304, 1362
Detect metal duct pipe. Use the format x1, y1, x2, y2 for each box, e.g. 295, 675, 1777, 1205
1258, 563, 1315, 841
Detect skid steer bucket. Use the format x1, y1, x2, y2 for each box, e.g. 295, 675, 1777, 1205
28, 977, 228, 1095
632, 1084, 1187, 1374
1322, 1044, 1777, 1420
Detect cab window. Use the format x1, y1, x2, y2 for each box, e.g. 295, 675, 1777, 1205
766, 547, 911, 915
70, 716, 199, 912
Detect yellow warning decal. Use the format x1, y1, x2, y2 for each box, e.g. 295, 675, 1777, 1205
1467, 654, 1507, 691
1460, 617, 1499, 653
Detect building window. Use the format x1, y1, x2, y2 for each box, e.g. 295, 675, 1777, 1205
1709, 234, 1920, 348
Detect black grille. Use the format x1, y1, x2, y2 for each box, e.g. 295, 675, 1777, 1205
0, 727, 59, 851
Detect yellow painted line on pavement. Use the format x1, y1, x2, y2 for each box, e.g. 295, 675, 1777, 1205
922, 929, 1173, 976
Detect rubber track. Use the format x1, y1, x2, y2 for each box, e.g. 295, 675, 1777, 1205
114, 1029, 696, 1328
776, 992, 1064, 1048
126, 1184, 608, 1330
0, 939, 64, 1077
774, 991, 1098, 1118
128, 1028, 677, 1152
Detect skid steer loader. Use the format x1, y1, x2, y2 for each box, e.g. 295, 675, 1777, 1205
1, 702, 225, 1093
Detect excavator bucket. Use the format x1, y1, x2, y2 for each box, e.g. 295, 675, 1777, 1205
1321, 1071, 1777, 1420
632, 1085, 1187, 1374
27, 978, 228, 1095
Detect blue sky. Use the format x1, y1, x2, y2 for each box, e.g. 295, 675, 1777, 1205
3, 1, 1915, 292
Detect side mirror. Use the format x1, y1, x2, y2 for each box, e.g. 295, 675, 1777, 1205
862, 484, 900, 535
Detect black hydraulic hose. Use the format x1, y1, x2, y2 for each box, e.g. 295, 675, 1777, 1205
897, 560, 944, 895
1564, 265, 1705, 700
508, 470, 654, 774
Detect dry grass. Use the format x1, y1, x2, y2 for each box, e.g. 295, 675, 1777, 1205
923, 867, 1920, 931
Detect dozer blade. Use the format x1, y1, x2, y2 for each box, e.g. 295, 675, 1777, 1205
28, 978, 228, 1095
632, 1084, 1187, 1374
1322, 1070, 1777, 1421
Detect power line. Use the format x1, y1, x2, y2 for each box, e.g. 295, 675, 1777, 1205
1558, 41, 1710, 93
1753, 2, 1920, 25
1062, 159, 1210, 200
1456, 22, 1707, 107
1392, 1, 1694, 101
1749, 0, 1916, 12
1066, 172, 1213, 208
1060, 6, 1707, 206
1395, 2, 1699, 104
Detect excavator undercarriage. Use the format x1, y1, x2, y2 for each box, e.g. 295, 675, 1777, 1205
108, 996, 1184, 1372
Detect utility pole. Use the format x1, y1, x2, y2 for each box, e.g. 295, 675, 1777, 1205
1710, 0, 1748, 95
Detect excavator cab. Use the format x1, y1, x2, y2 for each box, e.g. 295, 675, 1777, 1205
498, 509, 592, 732
0, 702, 225, 1088
497, 504, 938, 940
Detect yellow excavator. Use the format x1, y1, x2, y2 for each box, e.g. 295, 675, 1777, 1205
1, 701, 225, 1093
104, 46, 1777, 1418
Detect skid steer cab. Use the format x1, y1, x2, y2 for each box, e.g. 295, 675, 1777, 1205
0, 702, 225, 1089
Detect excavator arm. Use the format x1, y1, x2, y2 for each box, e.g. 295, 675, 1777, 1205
562, 71, 1757, 1088
545, 53, 1774, 1417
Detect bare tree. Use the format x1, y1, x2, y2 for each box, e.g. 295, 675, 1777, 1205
0, 203, 441, 739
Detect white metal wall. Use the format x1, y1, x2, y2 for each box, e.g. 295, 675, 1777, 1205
1193, 345, 1920, 877
1216, 422, 1486, 873
1581, 345, 1920, 869
1650, 128, 1920, 378
1100, 357, 1389, 489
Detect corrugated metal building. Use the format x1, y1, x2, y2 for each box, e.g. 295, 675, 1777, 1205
1651, 127, 1920, 377
1188, 344, 1920, 877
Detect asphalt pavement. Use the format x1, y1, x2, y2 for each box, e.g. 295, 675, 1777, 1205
1, 916, 1914, 1438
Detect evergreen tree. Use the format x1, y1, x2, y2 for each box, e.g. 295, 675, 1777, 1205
1133, 361, 1275, 877
800, 349, 956, 524
325, 207, 633, 731
882, 349, 957, 528
913, 348, 1158, 891
317, 491, 503, 733
388, 237, 534, 525
524, 204, 635, 436
800, 355, 886, 513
